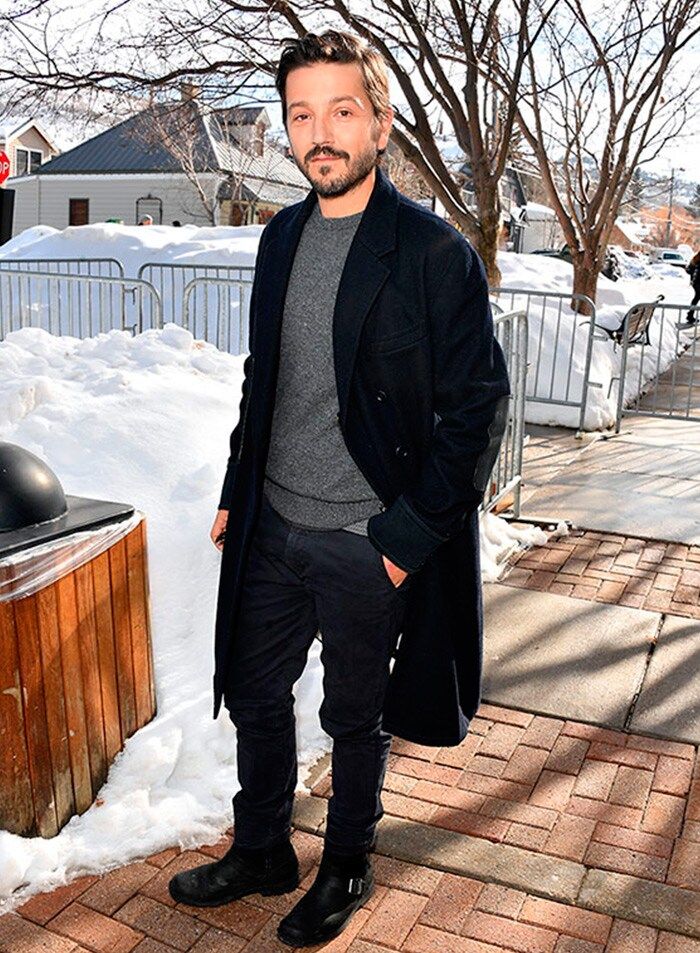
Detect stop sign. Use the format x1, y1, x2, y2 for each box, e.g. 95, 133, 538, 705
0, 150, 10, 185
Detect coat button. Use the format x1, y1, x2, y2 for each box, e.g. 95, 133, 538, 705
395, 445, 409, 457
376, 390, 386, 401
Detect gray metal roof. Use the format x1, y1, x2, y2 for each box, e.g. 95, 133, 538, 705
32, 100, 306, 193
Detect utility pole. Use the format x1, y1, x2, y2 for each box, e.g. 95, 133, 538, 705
665, 166, 685, 246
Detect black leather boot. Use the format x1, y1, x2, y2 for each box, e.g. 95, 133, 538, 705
276, 845, 374, 947
168, 838, 300, 907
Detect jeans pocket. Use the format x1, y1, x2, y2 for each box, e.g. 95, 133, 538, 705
374, 544, 411, 591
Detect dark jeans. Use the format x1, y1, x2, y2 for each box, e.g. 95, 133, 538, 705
225, 491, 413, 855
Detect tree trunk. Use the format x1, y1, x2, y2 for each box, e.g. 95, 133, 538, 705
571, 252, 600, 315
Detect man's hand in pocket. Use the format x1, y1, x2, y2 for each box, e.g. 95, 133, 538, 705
382, 554, 409, 588
211, 509, 229, 552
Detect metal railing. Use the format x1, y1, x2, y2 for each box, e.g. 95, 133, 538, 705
481, 309, 528, 518
0, 269, 162, 339
138, 262, 254, 334
614, 301, 700, 430
182, 276, 254, 354
0, 257, 124, 278
490, 287, 598, 433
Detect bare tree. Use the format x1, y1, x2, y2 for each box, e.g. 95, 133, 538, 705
491, 0, 700, 309
1, 0, 559, 286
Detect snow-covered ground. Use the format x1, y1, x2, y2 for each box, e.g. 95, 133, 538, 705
2, 222, 694, 431
0, 318, 546, 909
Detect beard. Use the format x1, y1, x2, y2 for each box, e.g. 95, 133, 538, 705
294, 137, 381, 198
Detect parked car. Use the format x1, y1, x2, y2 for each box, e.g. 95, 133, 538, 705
531, 244, 573, 263
649, 247, 689, 268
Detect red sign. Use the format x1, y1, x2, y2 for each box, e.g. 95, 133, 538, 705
0, 150, 10, 184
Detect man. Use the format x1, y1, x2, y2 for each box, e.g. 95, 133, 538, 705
169, 29, 510, 948
685, 249, 700, 325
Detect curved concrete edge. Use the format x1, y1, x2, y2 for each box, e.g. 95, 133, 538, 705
291, 794, 700, 939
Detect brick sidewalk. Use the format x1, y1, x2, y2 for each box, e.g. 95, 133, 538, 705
501, 529, 700, 619
2, 701, 698, 952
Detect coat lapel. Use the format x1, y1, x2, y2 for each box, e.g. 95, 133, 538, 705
257, 165, 400, 430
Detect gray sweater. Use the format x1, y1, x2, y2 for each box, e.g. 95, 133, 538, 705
263, 201, 384, 535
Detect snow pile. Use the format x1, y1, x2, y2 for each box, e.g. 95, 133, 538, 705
0, 324, 330, 909
0, 222, 265, 277
479, 511, 568, 581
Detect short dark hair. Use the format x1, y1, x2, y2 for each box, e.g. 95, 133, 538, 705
276, 30, 392, 133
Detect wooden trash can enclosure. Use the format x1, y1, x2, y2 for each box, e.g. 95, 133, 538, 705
0, 442, 156, 838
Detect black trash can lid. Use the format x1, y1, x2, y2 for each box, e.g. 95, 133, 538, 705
0, 442, 134, 559
0, 442, 67, 532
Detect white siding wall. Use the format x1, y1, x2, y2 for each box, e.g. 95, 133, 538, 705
6, 173, 220, 238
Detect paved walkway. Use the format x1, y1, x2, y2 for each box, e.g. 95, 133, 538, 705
522, 417, 700, 544
2, 701, 698, 952
2, 421, 699, 951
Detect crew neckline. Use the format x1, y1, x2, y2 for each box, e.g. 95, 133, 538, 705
312, 202, 365, 229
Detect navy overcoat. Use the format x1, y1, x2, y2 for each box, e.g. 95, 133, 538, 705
213, 165, 510, 746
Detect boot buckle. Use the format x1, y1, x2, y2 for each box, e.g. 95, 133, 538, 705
348, 876, 364, 896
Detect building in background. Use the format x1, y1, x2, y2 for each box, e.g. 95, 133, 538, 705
3, 87, 308, 236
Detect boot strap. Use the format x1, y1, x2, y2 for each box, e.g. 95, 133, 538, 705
348, 876, 364, 895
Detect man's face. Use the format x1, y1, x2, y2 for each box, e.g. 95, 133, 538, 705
284, 61, 393, 198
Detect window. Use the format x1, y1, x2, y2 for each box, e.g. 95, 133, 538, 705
69, 198, 89, 226
14, 148, 43, 175
15, 148, 28, 176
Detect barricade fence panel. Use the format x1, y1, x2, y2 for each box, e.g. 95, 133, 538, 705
0, 270, 161, 339
481, 309, 528, 518
490, 287, 597, 432
615, 301, 700, 429
0, 258, 124, 278
181, 276, 254, 355
138, 263, 254, 339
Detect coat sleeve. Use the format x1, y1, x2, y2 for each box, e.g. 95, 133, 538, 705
366, 237, 511, 573
217, 226, 269, 510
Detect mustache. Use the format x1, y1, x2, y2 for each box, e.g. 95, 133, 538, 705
307, 149, 347, 161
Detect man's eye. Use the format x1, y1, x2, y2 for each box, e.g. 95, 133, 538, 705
338, 109, 352, 117
293, 114, 308, 121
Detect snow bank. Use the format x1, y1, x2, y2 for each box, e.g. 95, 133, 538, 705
0, 324, 331, 909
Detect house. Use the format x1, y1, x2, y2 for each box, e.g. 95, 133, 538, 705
0, 116, 60, 180
4, 87, 309, 236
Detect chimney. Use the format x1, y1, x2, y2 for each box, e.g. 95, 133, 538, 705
180, 82, 201, 102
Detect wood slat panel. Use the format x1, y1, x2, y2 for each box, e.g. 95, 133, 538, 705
109, 537, 137, 740
35, 572, 75, 831
74, 559, 108, 797
13, 592, 58, 837
126, 520, 155, 728
0, 561, 34, 835
55, 551, 93, 816
91, 550, 123, 761
139, 520, 157, 717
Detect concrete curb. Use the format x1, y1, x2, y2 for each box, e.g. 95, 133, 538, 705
292, 794, 700, 939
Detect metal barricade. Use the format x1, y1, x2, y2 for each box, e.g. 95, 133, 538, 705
139, 262, 254, 334
481, 309, 528, 518
0, 269, 162, 339
490, 287, 598, 432
0, 258, 124, 278
181, 276, 254, 354
614, 300, 700, 431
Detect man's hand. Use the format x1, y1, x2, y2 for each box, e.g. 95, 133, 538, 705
211, 509, 229, 552
381, 554, 409, 588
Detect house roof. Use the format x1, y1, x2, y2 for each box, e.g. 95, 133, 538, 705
24, 99, 308, 195
0, 115, 59, 151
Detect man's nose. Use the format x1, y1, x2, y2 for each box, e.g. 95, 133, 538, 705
311, 118, 333, 148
